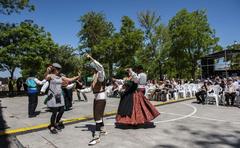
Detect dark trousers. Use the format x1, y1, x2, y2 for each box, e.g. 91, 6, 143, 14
77, 89, 88, 101
195, 90, 207, 103
225, 92, 236, 106
93, 100, 106, 131
49, 106, 64, 126
169, 90, 176, 99
28, 93, 38, 116
63, 89, 73, 110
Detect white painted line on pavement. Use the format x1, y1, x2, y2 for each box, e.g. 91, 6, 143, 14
75, 103, 197, 126
154, 103, 197, 123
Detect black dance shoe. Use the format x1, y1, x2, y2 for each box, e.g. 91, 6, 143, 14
56, 122, 65, 130
48, 125, 58, 134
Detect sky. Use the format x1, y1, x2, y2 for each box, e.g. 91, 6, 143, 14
0, 0, 240, 78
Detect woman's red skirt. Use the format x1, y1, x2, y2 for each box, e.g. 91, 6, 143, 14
116, 91, 160, 125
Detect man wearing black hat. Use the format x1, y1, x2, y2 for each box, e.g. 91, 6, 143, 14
85, 54, 107, 146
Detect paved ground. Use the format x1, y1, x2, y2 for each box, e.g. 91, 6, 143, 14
1, 93, 240, 148
0, 92, 121, 130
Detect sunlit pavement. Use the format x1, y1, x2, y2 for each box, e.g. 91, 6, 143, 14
1, 94, 240, 148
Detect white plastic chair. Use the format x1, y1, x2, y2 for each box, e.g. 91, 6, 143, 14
184, 84, 192, 98
145, 85, 156, 100
190, 84, 198, 97
176, 84, 186, 99
206, 85, 222, 106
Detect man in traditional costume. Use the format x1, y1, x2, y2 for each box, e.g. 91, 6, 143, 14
85, 54, 107, 146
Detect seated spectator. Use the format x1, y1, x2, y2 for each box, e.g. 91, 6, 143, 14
195, 80, 209, 104
224, 78, 237, 106
164, 80, 176, 100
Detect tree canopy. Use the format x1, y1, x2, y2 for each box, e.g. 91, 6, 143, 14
0, 20, 81, 79
168, 9, 219, 79
0, 20, 56, 78
0, 8, 227, 80
0, 0, 34, 15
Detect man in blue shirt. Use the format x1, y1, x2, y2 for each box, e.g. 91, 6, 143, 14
26, 73, 46, 118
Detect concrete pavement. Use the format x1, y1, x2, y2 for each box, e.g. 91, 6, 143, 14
16, 100, 240, 148
1, 92, 240, 148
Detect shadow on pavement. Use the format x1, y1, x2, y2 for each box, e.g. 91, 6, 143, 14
153, 145, 178, 148
0, 101, 10, 148
115, 122, 156, 130
0, 91, 27, 98
161, 124, 240, 148
75, 124, 95, 132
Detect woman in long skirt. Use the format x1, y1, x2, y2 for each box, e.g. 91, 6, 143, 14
116, 68, 160, 126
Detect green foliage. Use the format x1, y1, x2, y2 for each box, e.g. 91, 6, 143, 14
168, 9, 219, 79
0, 0, 34, 15
0, 9, 223, 81
118, 16, 144, 67
77, 11, 116, 78
137, 11, 171, 79
0, 20, 56, 78
78, 13, 144, 78
137, 10, 161, 58
227, 43, 240, 70
138, 10, 160, 39
226, 42, 240, 50
49, 45, 82, 77
77, 11, 115, 59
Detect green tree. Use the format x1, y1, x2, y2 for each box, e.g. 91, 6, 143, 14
0, 0, 34, 15
77, 11, 115, 78
0, 20, 56, 78
168, 9, 219, 79
137, 11, 171, 79
138, 10, 161, 58
77, 11, 114, 59
118, 16, 144, 68
49, 45, 81, 76
227, 42, 240, 70
94, 16, 144, 78
94, 34, 122, 77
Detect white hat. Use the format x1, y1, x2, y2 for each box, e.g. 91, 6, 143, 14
52, 63, 62, 69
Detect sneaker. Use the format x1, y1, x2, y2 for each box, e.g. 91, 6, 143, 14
88, 138, 100, 146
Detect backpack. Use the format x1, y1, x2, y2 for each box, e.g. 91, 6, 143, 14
26, 78, 37, 88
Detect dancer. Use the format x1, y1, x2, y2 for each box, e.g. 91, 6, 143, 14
44, 63, 80, 134
136, 65, 147, 95
76, 77, 88, 101
116, 68, 160, 126
85, 54, 107, 146
26, 73, 46, 118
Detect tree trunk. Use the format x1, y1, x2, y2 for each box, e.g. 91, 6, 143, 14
10, 68, 15, 79
108, 61, 113, 78
191, 63, 196, 80
7, 67, 15, 79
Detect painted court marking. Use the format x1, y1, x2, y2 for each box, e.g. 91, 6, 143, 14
78, 103, 240, 126
76, 103, 197, 126
154, 103, 197, 123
